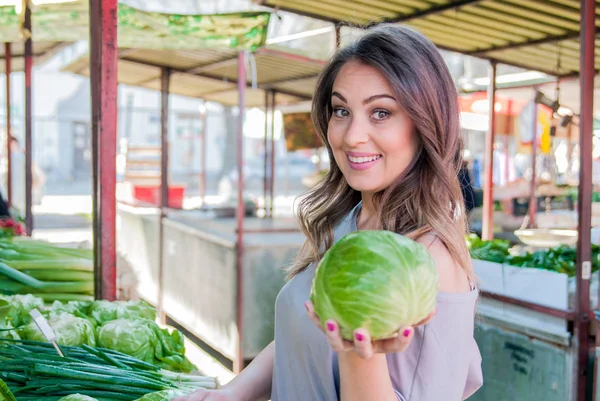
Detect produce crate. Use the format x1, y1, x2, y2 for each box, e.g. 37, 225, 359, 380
132, 185, 185, 209
473, 259, 569, 310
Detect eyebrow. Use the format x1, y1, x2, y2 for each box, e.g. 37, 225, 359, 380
331, 92, 396, 105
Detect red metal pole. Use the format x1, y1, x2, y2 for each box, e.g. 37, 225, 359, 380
90, 0, 118, 301
158, 67, 170, 323
263, 91, 268, 216
4, 43, 11, 208
24, 6, 32, 236
269, 90, 276, 218
504, 100, 512, 186
528, 101, 538, 228
577, 1, 595, 400
234, 51, 247, 374
481, 61, 496, 240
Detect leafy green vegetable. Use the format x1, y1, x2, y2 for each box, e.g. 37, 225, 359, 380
21, 312, 96, 346
58, 395, 99, 401
310, 230, 439, 340
0, 294, 44, 327
134, 390, 191, 401
97, 319, 196, 373
89, 300, 156, 326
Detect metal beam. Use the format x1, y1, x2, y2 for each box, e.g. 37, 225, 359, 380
481, 61, 496, 241
158, 67, 171, 324
24, 5, 33, 236
269, 90, 276, 218
263, 90, 269, 216
5, 43, 11, 208
120, 57, 313, 101
577, 0, 595, 400
90, 0, 118, 301
234, 50, 247, 374
528, 97, 538, 228
187, 56, 239, 74
376, 0, 483, 24
469, 30, 581, 57
200, 101, 207, 207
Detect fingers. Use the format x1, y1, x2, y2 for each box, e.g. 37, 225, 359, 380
305, 301, 353, 352
352, 328, 374, 359
415, 308, 437, 327
304, 301, 322, 329
172, 389, 208, 401
374, 327, 414, 354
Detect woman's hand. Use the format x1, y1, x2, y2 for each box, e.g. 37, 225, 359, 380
172, 388, 239, 401
305, 301, 436, 359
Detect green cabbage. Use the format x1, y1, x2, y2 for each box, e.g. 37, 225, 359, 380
310, 230, 439, 340
21, 312, 96, 346
97, 318, 196, 373
58, 395, 98, 401
88, 300, 156, 325
0, 294, 44, 328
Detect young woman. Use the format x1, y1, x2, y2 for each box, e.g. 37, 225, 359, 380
175, 24, 483, 401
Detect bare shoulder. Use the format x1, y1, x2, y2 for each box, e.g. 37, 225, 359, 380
416, 235, 471, 293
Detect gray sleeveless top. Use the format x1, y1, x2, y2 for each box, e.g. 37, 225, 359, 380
271, 203, 483, 401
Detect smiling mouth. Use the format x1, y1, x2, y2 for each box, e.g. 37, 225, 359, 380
347, 155, 382, 164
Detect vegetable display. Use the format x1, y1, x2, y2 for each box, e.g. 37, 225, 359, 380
0, 338, 215, 401
310, 230, 439, 340
0, 296, 196, 373
466, 233, 600, 277
0, 238, 94, 303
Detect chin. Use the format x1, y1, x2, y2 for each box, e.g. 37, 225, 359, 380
345, 177, 383, 193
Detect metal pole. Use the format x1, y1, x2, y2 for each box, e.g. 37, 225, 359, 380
578, 1, 595, 400
158, 67, 170, 324
234, 50, 247, 374
504, 100, 512, 186
90, 0, 118, 301
200, 101, 207, 207
528, 100, 538, 228
269, 90, 276, 218
24, 5, 32, 236
481, 61, 496, 240
263, 90, 268, 217
4, 43, 11, 207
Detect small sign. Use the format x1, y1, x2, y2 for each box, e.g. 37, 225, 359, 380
29, 309, 64, 357
583, 261, 592, 280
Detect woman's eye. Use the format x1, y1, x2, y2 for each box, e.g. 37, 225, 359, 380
372, 110, 390, 120
333, 108, 349, 118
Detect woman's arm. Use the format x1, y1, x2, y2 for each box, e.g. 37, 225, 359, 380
338, 353, 398, 401
224, 341, 274, 401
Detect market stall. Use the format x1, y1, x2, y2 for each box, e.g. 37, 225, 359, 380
60, 15, 326, 371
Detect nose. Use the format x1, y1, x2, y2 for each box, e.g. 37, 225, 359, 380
343, 115, 370, 147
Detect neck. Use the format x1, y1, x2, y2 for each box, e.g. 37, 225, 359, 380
358, 192, 378, 230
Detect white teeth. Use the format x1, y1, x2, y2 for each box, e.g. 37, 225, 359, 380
348, 155, 381, 163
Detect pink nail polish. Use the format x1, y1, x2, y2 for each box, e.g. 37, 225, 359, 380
355, 333, 364, 342
304, 302, 310, 312
327, 322, 335, 332
403, 329, 411, 338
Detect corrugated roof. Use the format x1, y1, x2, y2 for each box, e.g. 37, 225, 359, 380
0, 42, 67, 73
62, 47, 325, 107
255, 0, 597, 77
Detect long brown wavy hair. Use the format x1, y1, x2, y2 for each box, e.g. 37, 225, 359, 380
288, 24, 473, 282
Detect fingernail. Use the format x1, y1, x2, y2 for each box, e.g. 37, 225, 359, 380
403, 329, 411, 338
327, 322, 335, 332
355, 333, 364, 342
304, 302, 310, 312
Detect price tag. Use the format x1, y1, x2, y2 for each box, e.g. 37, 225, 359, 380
583, 261, 592, 280
29, 309, 64, 357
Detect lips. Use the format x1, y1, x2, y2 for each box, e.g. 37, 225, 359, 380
345, 152, 382, 171
347, 154, 382, 164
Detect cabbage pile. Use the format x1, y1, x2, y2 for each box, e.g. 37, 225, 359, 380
310, 230, 439, 340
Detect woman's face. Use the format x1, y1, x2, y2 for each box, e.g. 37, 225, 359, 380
327, 61, 418, 195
